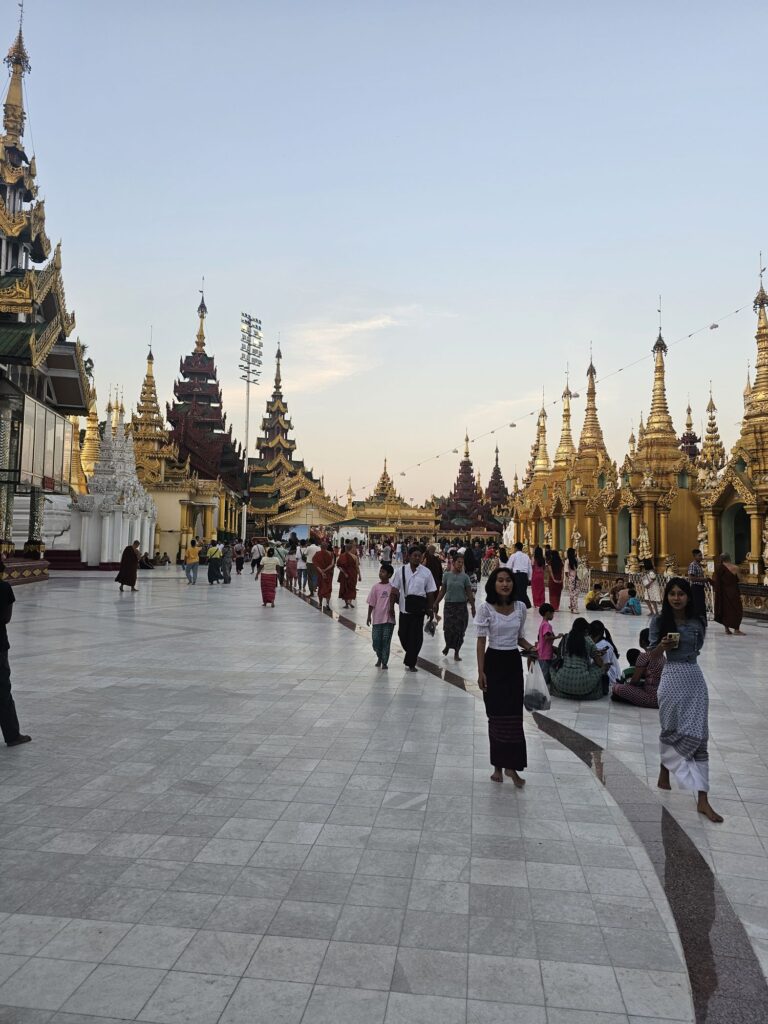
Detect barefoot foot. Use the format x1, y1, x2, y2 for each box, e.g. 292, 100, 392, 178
697, 798, 724, 823
490, 770, 502, 783
505, 769, 526, 787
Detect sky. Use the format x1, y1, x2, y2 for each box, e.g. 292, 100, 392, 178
9, 0, 767, 502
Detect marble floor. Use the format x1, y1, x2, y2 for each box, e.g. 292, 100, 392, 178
0, 561, 761, 1023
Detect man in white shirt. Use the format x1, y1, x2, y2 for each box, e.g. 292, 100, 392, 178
507, 542, 532, 607
250, 540, 265, 574
305, 540, 320, 595
389, 546, 437, 672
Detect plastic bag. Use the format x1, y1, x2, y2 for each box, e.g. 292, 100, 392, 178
524, 659, 551, 712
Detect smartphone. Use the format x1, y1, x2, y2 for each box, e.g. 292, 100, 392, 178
666, 632, 680, 649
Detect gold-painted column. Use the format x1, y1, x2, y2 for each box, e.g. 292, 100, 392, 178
203, 505, 214, 540
606, 511, 616, 557
705, 511, 719, 558
643, 501, 656, 556
748, 507, 762, 558
658, 510, 669, 561
586, 516, 596, 561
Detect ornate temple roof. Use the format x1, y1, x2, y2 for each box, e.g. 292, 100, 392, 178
0, 25, 87, 414
369, 458, 400, 503
166, 292, 245, 493
678, 403, 701, 461
451, 433, 478, 503
728, 282, 768, 478
631, 333, 681, 478
532, 404, 550, 476
577, 360, 608, 459
698, 386, 725, 475
485, 445, 509, 506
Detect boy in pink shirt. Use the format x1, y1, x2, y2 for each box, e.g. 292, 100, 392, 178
367, 563, 396, 669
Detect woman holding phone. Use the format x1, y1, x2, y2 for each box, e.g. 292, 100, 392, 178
650, 577, 721, 823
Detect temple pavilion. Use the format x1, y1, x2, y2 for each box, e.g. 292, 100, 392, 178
342, 458, 438, 540
0, 25, 89, 580
437, 434, 502, 538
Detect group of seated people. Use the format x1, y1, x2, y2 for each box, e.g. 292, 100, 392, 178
537, 607, 661, 707
584, 577, 641, 615
138, 552, 172, 570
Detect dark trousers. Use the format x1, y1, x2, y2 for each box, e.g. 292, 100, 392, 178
0, 651, 20, 744
691, 584, 707, 626
398, 612, 425, 668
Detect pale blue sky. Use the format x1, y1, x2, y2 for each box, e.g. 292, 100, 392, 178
13, 0, 767, 501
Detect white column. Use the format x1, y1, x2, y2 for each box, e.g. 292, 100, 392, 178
149, 519, 157, 556
100, 516, 112, 565
138, 514, 148, 553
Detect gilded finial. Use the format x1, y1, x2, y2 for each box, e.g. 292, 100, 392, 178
464, 430, 469, 459
3, 10, 30, 144
273, 344, 283, 393
194, 279, 207, 353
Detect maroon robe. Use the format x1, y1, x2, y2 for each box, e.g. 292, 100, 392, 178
115, 545, 139, 587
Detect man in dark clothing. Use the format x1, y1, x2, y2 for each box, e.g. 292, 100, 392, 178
422, 544, 443, 591
0, 563, 29, 747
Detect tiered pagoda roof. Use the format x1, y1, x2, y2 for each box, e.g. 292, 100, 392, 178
678, 404, 701, 461
131, 349, 195, 488
0, 26, 88, 415
166, 293, 245, 493
248, 348, 344, 526
698, 386, 726, 479
485, 445, 508, 507
438, 434, 501, 534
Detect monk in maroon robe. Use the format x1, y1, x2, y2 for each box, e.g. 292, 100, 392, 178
337, 541, 362, 608
312, 546, 335, 610
116, 541, 140, 592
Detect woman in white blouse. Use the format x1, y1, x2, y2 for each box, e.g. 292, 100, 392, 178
476, 567, 537, 786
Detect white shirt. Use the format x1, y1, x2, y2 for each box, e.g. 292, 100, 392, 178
475, 601, 527, 650
297, 548, 307, 569
305, 543, 320, 563
507, 551, 532, 579
595, 639, 621, 683
251, 543, 265, 559
390, 563, 437, 614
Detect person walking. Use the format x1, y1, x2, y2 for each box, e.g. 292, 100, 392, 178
297, 543, 308, 592
337, 540, 361, 608
233, 539, 245, 575
366, 563, 396, 669
712, 553, 745, 635
435, 552, 475, 660
476, 567, 536, 786
313, 543, 335, 611
257, 546, 279, 607
548, 550, 564, 611
550, 617, 606, 700
183, 539, 200, 585
206, 541, 222, 584
250, 539, 265, 574
641, 558, 662, 615
652, 578, 722, 822
305, 537, 320, 595
0, 561, 29, 747
565, 547, 579, 613
687, 548, 708, 625
508, 542, 532, 607
221, 542, 233, 584
116, 541, 140, 593
285, 543, 299, 593
531, 546, 546, 607
389, 546, 437, 672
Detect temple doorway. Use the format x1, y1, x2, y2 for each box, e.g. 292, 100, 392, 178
617, 509, 631, 570
720, 503, 749, 565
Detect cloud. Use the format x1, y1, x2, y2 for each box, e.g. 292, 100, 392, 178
285, 313, 400, 393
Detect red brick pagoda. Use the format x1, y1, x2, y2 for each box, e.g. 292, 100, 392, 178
166, 291, 246, 496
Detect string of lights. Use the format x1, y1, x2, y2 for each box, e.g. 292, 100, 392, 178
343, 300, 749, 501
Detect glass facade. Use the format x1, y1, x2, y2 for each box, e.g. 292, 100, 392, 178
17, 395, 73, 492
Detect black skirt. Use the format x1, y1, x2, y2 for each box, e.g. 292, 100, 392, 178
483, 647, 527, 770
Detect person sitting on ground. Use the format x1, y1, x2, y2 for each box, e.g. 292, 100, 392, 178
621, 648, 642, 678
139, 552, 155, 569
158, 552, 171, 565
585, 583, 604, 611
620, 585, 642, 615
550, 617, 606, 701
588, 620, 621, 688
611, 628, 663, 708
611, 580, 631, 611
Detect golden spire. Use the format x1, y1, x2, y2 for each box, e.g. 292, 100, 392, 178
194, 283, 207, 353
533, 401, 550, 475
135, 345, 165, 430
750, 277, 768, 405
744, 362, 752, 409
699, 384, 725, 472
628, 425, 636, 456
637, 411, 645, 444
2, 21, 30, 145
463, 430, 470, 459
577, 357, 607, 455
81, 386, 101, 479
644, 332, 676, 438
554, 374, 576, 469
346, 478, 353, 509
494, 443, 500, 466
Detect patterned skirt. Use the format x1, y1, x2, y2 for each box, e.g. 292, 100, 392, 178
658, 661, 709, 792
483, 648, 527, 770
260, 572, 277, 604
443, 601, 469, 651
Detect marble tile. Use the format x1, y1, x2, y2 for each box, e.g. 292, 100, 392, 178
137, 970, 236, 1024
0, 958, 95, 1011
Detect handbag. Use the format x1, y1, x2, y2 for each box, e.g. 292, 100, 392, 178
402, 567, 427, 615
524, 660, 551, 711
